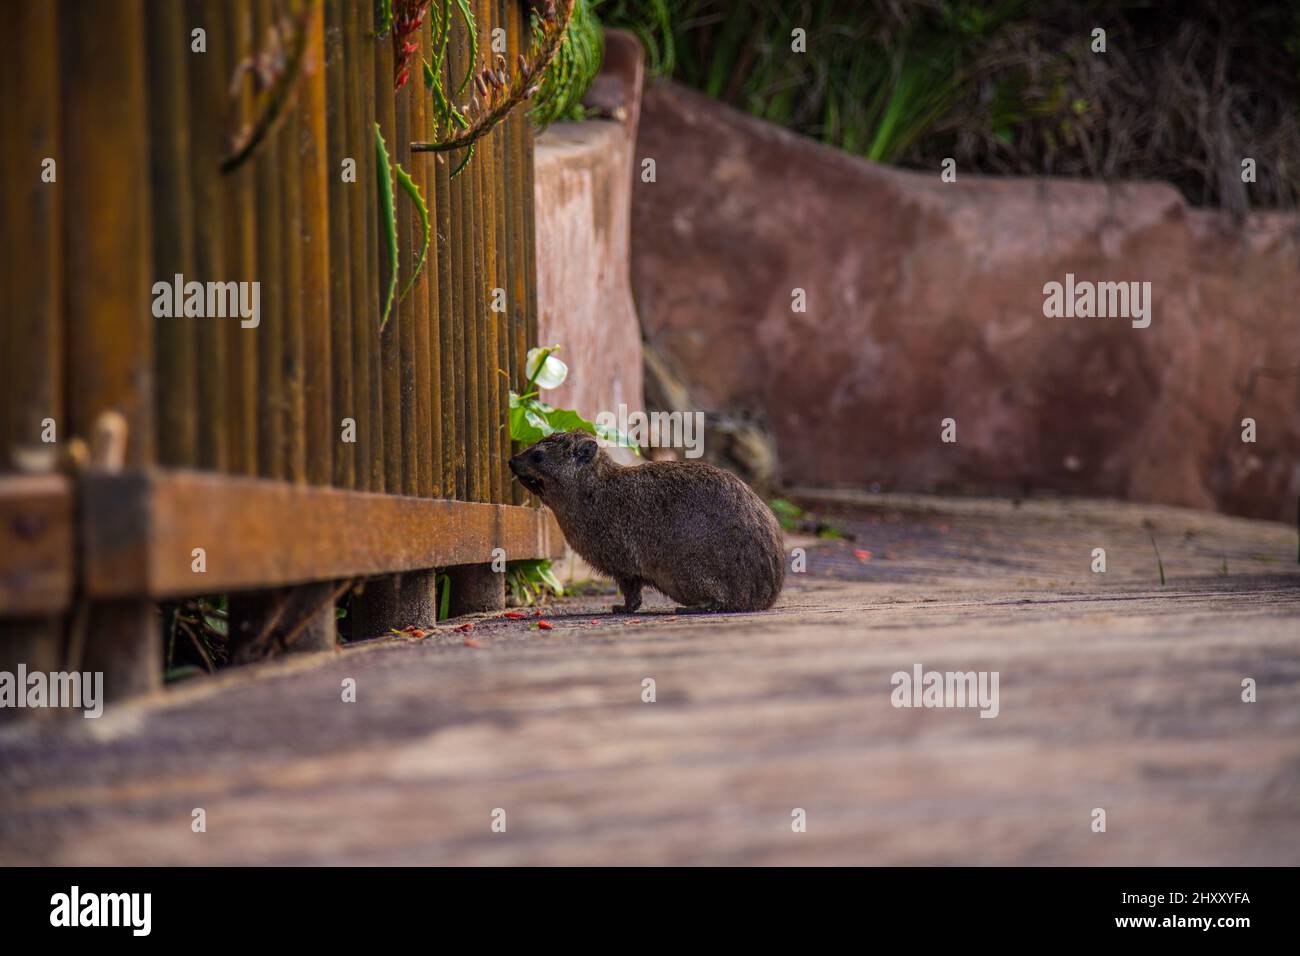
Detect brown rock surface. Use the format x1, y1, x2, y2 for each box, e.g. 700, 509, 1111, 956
630, 81, 1300, 522
532, 30, 646, 428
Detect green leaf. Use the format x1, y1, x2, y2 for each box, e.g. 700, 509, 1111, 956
374, 123, 399, 331
449, 143, 474, 180
506, 389, 641, 454
769, 498, 804, 520
395, 160, 430, 302
453, 0, 477, 98
437, 573, 451, 621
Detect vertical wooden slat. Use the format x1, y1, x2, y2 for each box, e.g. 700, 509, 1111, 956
433, 26, 458, 501
0, 0, 65, 685
480, 0, 503, 504
2, 1, 63, 472
410, 19, 437, 499
473, 2, 494, 503
505, 0, 528, 504
417, 19, 445, 500
364, 3, 385, 494
299, 3, 332, 486
473, 0, 492, 503
186, 0, 229, 471
281, 24, 307, 485
449, 26, 472, 500
375, 24, 402, 494
325, 0, 354, 489
224, 0, 259, 476
253, 2, 285, 481
456, 22, 484, 502
63, 0, 155, 466
395, 47, 419, 496
144, 0, 197, 467
521, 16, 540, 379
491, 0, 511, 503
344, 0, 372, 492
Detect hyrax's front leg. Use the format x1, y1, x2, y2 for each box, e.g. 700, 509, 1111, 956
613, 577, 642, 614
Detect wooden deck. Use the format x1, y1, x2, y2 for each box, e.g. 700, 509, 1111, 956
1, 494, 1297, 865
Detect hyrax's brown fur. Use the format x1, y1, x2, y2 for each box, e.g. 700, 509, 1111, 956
509, 432, 785, 613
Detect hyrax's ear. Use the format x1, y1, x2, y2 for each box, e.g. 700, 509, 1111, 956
574, 436, 599, 464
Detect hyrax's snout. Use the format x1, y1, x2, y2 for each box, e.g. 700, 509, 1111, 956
508, 448, 546, 495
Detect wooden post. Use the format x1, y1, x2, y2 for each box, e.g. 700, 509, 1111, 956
62, 0, 159, 699
352, 572, 440, 640
229, 581, 339, 663
446, 563, 505, 615
0, 618, 63, 723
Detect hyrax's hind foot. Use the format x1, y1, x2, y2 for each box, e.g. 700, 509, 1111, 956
612, 578, 642, 614
673, 602, 726, 614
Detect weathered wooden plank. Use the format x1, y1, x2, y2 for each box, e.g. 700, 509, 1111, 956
0, 476, 74, 616
81, 470, 564, 600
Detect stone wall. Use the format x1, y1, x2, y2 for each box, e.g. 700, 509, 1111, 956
532, 31, 645, 433
630, 80, 1300, 522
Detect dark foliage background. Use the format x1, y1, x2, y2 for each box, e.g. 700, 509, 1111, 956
598, 0, 1300, 212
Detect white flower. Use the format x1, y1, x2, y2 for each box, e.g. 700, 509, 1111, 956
526, 346, 568, 390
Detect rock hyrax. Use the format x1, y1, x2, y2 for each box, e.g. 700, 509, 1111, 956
509, 431, 785, 613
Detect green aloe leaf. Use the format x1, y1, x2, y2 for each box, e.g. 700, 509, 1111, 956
374, 123, 399, 331
395, 160, 430, 302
